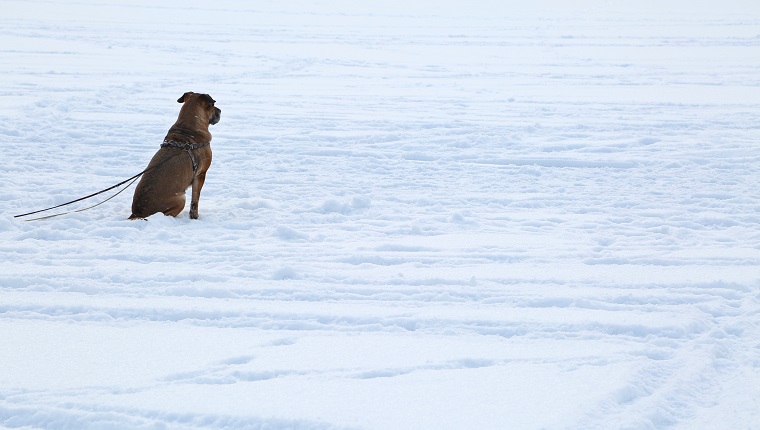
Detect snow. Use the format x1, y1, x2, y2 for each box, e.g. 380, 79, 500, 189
2, 0, 760, 428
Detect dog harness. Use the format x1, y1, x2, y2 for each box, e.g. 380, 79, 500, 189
160, 140, 210, 174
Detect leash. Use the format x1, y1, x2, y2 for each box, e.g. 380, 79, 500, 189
20, 176, 142, 222
13, 141, 208, 220
14, 167, 156, 220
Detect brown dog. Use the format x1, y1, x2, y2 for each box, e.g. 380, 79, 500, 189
129, 92, 221, 220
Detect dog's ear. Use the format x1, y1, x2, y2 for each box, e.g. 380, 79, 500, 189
177, 92, 192, 103
199, 94, 216, 105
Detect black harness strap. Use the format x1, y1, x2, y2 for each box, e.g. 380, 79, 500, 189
160, 140, 210, 174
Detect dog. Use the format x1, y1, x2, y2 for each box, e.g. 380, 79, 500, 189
129, 92, 221, 220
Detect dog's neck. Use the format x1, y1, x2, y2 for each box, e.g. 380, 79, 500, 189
165, 125, 210, 144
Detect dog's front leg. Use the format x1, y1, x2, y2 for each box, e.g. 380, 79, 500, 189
189, 172, 207, 219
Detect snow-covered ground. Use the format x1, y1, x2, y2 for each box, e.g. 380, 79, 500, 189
2, 1, 760, 428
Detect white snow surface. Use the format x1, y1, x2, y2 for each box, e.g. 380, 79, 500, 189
2, 1, 760, 429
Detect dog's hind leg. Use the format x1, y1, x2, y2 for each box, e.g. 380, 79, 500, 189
162, 195, 186, 217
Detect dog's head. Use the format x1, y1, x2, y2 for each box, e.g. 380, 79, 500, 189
177, 92, 221, 126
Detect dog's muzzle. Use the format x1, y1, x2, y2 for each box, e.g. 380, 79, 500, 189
210, 107, 221, 125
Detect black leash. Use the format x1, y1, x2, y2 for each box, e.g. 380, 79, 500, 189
20, 176, 142, 222
13, 148, 189, 220
14, 169, 151, 219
